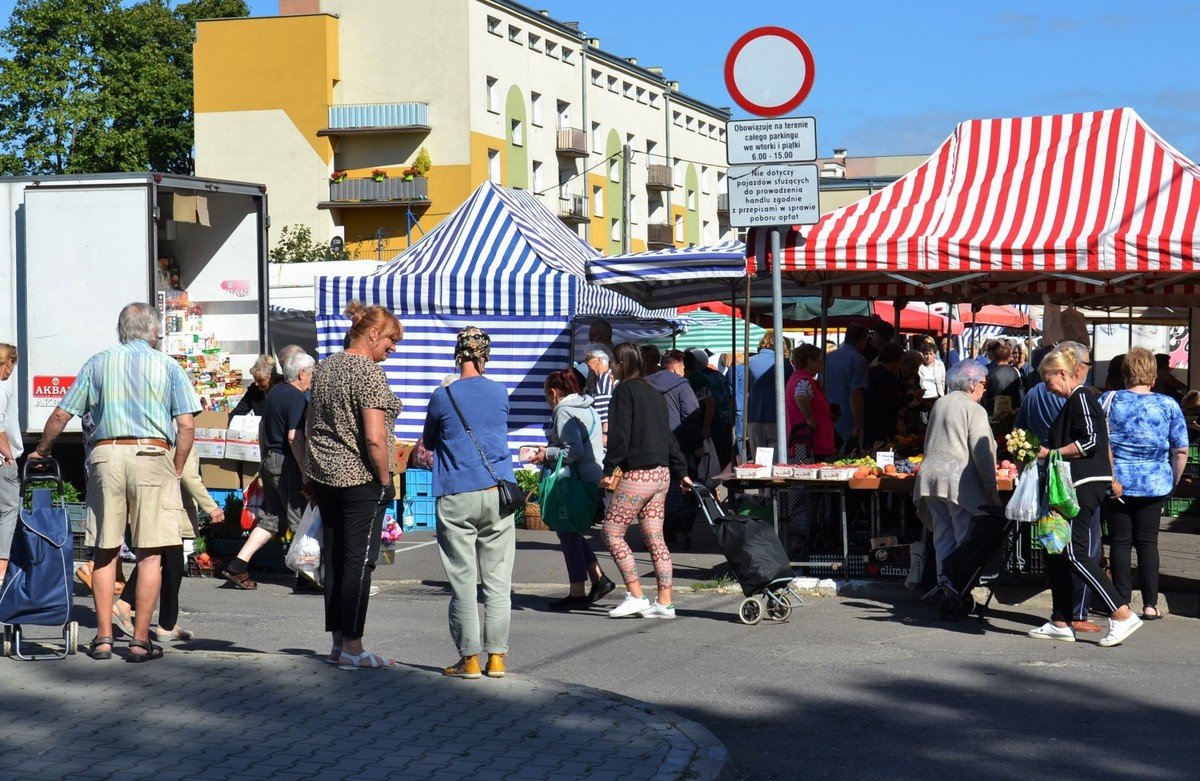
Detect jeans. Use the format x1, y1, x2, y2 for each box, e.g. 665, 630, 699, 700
436, 488, 516, 657
1045, 484, 1124, 622
121, 546, 185, 628
557, 531, 598, 584
1104, 494, 1167, 609
314, 479, 394, 641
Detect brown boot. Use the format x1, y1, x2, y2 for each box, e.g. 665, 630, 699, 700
443, 655, 481, 679
485, 653, 507, 678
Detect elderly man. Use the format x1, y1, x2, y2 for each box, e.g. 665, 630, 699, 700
583, 345, 614, 445
33, 303, 199, 662
220, 350, 316, 591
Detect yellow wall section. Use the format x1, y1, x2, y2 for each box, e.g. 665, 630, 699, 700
195, 15, 339, 164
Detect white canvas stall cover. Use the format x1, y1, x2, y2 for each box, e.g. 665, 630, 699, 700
748, 108, 1200, 306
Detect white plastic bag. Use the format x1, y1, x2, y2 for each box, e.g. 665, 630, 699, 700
1005, 465, 1041, 524
285, 503, 323, 580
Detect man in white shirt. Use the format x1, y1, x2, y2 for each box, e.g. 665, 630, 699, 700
0, 343, 23, 582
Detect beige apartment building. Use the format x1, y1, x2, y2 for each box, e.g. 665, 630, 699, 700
194, 0, 734, 259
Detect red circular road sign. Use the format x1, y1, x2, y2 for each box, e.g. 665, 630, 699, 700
724, 27, 815, 117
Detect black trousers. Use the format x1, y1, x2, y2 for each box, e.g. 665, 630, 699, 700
1103, 493, 1167, 609
314, 479, 394, 641
1045, 483, 1124, 622
121, 545, 185, 629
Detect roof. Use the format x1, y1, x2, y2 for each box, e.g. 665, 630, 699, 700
749, 108, 1200, 305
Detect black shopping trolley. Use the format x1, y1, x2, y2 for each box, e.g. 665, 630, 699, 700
0, 458, 78, 659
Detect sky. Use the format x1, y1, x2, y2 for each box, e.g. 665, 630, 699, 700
1, 1, 1198, 159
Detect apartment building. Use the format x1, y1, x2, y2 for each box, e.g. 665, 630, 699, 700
194, 0, 733, 259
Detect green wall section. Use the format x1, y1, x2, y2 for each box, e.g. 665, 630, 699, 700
685, 164, 700, 246
505, 86, 528, 189
605, 129, 624, 255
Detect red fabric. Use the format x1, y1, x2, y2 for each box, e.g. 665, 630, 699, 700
785, 368, 835, 457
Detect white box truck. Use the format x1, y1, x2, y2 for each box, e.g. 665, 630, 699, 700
0, 173, 269, 438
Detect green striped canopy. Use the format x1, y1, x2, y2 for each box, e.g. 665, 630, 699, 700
649, 311, 766, 355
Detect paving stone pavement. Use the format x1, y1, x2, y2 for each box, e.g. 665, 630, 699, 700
0, 645, 730, 781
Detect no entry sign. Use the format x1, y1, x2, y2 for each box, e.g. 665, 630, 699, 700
724, 27, 815, 117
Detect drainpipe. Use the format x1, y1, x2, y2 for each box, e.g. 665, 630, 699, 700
579, 34, 590, 243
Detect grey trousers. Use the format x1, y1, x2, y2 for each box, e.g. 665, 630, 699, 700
436, 488, 516, 657
0, 464, 18, 559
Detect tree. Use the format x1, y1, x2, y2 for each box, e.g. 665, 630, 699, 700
0, 0, 248, 176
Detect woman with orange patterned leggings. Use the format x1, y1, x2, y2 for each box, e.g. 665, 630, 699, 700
599, 342, 690, 619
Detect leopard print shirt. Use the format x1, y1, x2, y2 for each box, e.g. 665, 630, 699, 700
306, 351, 401, 488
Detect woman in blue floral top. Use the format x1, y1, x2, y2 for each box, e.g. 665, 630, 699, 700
1101, 348, 1188, 620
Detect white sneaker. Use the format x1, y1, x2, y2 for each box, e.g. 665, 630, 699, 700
1098, 614, 1143, 647
639, 601, 676, 619
1027, 622, 1076, 642
608, 593, 650, 618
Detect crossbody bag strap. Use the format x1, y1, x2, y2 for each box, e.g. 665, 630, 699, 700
444, 385, 503, 484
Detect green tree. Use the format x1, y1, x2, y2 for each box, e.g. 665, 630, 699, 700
0, 0, 248, 176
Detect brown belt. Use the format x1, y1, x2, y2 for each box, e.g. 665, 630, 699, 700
94, 438, 170, 449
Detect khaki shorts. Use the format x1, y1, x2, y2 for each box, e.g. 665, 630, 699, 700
86, 444, 185, 550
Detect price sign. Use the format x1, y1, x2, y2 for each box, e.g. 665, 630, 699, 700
727, 117, 817, 165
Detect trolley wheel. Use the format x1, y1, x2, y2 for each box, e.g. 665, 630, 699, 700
939, 596, 965, 622
766, 594, 793, 622
67, 621, 79, 655
738, 597, 763, 625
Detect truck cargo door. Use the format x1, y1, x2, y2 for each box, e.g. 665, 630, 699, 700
21, 184, 152, 432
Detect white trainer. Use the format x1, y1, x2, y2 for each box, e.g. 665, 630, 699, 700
1027, 622, 1076, 642
639, 601, 676, 619
1098, 614, 1143, 647
608, 593, 650, 618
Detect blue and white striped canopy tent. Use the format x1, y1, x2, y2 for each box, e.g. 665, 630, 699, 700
315, 182, 678, 455
588, 241, 817, 309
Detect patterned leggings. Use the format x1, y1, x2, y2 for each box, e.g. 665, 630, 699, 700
602, 466, 673, 592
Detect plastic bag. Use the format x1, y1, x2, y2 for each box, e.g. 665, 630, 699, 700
1005, 465, 1041, 523
1036, 510, 1071, 555
285, 503, 323, 581
1046, 451, 1080, 519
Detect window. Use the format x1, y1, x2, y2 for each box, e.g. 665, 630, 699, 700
557, 100, 571, 129
508, 25, 521, 44
511, 118, 524, 146
486, 77, 499, 112
486, 15, 501, 35
593, 186, 604, 218
636, 87, 647, 104
488, 149, 501, 183
674, 215, 684, 242
672, 110, 682, 127
609, 158, 620, 183
528, 33, 541, 52
687, 188, 697, 210
610, 218, 621, 242
607, 75, 618, 93
545, 40, 558, 58
532, 160, 544, 192
591, 121, 602, 152
530, 92, 543, 126
701, 166, 711, 194
591, 69, 602, 86
562, 47, 574, 64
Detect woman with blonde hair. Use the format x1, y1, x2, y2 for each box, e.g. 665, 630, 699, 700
1101, 347, 1187, 621
305, 301, 403, 669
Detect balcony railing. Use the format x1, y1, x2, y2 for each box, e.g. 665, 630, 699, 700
556, 127, 587, 157
318, 102, 430, 136
717, 193, 729, 213
647, 222, 674, 248
322, 176, 429, 207
646, 164, 673, 191
558, 194, 587, 224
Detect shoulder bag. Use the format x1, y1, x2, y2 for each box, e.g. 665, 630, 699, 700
444, 385, 523, 518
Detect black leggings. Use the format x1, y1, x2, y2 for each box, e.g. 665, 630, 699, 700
1045, 484, 1124, 622
121, 546, 185, 629
1103, 494, 1167, 609
313, 480, 394, 641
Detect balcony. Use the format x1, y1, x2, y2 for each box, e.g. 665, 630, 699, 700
646, 164, 673, 191
558, 194, 588, 224
717, 193, 729, 214
556, 127, 587, 158
317, 102, 430, 137
319, 177, 429, 209
647, 222, 674, 249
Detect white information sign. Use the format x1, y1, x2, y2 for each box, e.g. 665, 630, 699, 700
727, 117, 817, 165
728, 163, 820, 228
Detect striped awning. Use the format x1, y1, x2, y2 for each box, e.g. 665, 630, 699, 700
748, 108, 1200, 305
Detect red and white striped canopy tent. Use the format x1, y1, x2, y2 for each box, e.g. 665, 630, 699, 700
748, 108, 1200, 306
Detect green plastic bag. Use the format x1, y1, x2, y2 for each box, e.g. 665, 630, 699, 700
539, 453, 598, 533
1046, 451, 1080, 520
1036, 510, 1071, 555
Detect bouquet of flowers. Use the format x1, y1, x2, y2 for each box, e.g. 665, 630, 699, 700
381, 515, 403, 546
1005, 428, 1040, 465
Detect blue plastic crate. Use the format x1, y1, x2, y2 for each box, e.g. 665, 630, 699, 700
405, 468, 433, 498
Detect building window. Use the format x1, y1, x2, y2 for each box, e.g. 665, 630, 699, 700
593, 186, 604, 218
674, 215, 684, 242
592, 122, 602, 152
562, 47, 574, 64
701, 166, 711, 194
488, 149, 501, 183
508, 25, 522, 43
545, 40, 558, 58
486, 77, 499, 113
511, 118, 524, 146
530, 92, 543, 126
610, 218, 621, 242
607, 75, 618, 93
609, 158, 620, 183
672, 110, 682, 127
557, 100, 571, 128
591, 69, 603, 86
532, 160, 543, 192
486, 15, 501, 35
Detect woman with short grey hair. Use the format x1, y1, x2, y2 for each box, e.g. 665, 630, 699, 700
913, 359, 999, 584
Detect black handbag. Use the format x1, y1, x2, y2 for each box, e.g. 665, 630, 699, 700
444, 385, 522, 518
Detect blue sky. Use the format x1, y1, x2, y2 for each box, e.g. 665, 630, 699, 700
2, 1, 1198, 159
